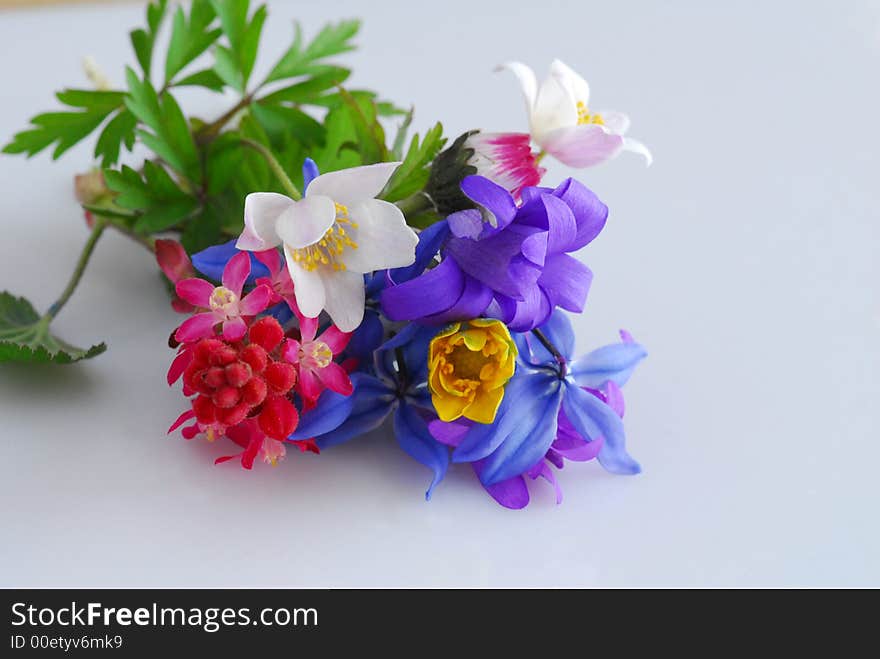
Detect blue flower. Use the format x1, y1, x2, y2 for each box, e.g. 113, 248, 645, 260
289, 324, 449, 499
449, 309, 647, 487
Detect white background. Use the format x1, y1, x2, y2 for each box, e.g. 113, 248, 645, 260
1, 0, 877, 587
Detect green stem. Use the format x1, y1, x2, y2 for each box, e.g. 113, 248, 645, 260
42, 219, 107, 324
395, 191, 435, 218
531, 327, 567, 378
240, 138, 302, 200
197, 95, 253, 143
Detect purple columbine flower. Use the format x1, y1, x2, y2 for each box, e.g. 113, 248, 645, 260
381, 174, 604, 331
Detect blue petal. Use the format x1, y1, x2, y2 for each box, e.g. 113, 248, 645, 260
378, 323, 437, 385
389, 219, 450, 285
562, 381, 640, 475
191, 239, 270, 283
263, 302, 294, 324
569, 341, 648, 388
453, 370, 554, 463
302, 158, 320, 192
288, 373, 392, 445
393, 403, 449, 500
534, 309, 575, 361
346, 309, 384, 360
476, 374, 564, 486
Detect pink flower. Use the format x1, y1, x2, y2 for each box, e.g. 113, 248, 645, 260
155, 239, 196, 313
216, 418, 286, 469
174, 252, 272, 343
253, 247, 298, 312
282, 318, 353, 411
465, 132, 545, 200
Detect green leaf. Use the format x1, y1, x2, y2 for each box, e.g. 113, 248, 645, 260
240, 4, 267, 85
391, 107, 414, 160
0, 292, 106, 364
104, 165, 152, 209
264, 19, 359, 84
131, 0, 169, 78
258, 67, 350, 105
382, 122, 445, 202
94, 109, 137, 167
211, 0, 250, 53
172, 68, 226, 91
181, 203, 223, 253
135, 197, 199, 232
335, 88, 387, 164
206, 134, 245, 194
3, 88, 124, 160
213, 45, 244, 91
164, 1, 221, 84
251, 102, 326, 149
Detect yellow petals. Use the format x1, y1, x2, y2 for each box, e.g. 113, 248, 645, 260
428, 319, 517, 424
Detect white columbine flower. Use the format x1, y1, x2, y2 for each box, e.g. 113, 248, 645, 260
499, 59, 652, 168
235, 162, 418, 332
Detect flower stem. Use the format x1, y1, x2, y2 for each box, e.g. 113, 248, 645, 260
395, 191, 435, 218
197, 95, 253, 143
240, 138, 302, 200
531, 328, 567, 378
42, 219, 107, 323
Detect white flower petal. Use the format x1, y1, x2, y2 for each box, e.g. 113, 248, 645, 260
343, 199, 418, 273
621, 137, 653, 166
597, 110, 631, 135
549, 59, 591, 106
540, 124, 624, 168
530, 74, 579, 142
319, 269, 366, 332
236, 192, 293, 251
496, 61, 538, 111
275, 195, 336, 249
305, 162, 402, 208
283, 246, 326, 318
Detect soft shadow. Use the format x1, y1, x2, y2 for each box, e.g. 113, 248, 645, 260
0, 361, 99, 404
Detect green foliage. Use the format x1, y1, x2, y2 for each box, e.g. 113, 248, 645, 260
3, 0, 443, 252
0, 293, 106, 364
382, 122, 446, 202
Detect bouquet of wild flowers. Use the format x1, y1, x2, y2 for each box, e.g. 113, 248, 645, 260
2, 0, 650, 509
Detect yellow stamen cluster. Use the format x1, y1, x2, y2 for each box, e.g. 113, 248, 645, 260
209, 286, 238, 314
576, 101, 605, 126
291, 202, 359, 272
428, 319, 517, 424
302, 341, 333, 369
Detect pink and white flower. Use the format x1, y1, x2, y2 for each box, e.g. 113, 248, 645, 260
174, 252, 272, 343
464, 132, 545, 200
500, 59, 652, 168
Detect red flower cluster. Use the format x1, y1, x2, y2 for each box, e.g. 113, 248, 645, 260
169, 316, 305, 468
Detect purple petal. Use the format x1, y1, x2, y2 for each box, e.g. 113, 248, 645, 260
446, 231, 536, 300
428, 418, 473, 447
381, 258, 465, 321
447, 209, 484, 239
551, 178, 608, 250
516, 193, 577, 255
473, 462, 530, 509
538, 254, 592, 313
527, 460, 563, 504
603, 380, 626, 418
493, 285, 552, 332
460, 175, 517, 230
421, 276, 493, 325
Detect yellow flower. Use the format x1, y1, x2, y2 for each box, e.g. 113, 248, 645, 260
428, 319, 517, 424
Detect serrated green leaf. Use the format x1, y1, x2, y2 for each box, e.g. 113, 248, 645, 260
55, 89, 126, 110
382, 122, 445, 202
94, 109, 137, 167
104, 165, 152, 209
124, 67, 162, 130
0, 292, 106, 365
181, 203, 223, 253
164, 2, 221, 84
264, 19, 359, 84
240, 4, 266, 86
258, 67, 350, 105
172, 68, 226, 91
130, 28, 153, 77
206, 133, 245, 194
143, 160, 188, 199
213, 45, 244, 91
134, 197, 199, 232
